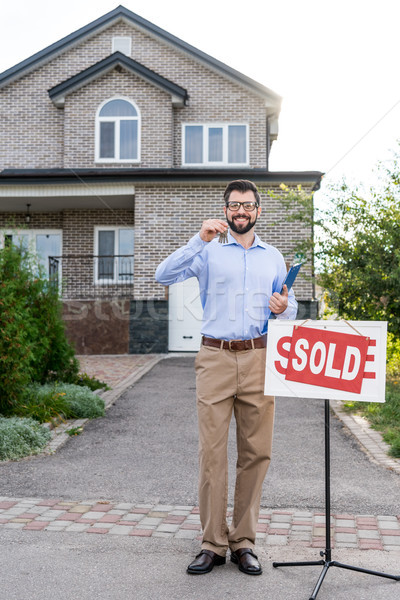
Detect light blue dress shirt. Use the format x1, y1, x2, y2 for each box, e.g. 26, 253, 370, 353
155, 230, 298, 340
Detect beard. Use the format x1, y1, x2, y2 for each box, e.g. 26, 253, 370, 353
227, 213, 257, 234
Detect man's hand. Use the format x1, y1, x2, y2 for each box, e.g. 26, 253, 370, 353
269, 284, 289, 315
199, 219, 228, 242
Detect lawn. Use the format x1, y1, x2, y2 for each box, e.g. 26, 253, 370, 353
344, 376, 400, 458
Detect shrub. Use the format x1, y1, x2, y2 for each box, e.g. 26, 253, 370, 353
0, 242, 79, 414
56, 383, 105, 419
72, 372, 110, 392
0, 416, 51, 461
17, 383, 105, 423
386, 334, 400, 377
0, 244, 35, 411
14, 386, 71, 424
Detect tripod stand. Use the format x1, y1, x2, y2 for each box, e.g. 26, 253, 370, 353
273, 399, 400, 600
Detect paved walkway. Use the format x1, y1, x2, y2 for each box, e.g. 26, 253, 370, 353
1, 497, 399, 552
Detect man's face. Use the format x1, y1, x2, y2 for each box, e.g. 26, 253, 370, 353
223, 189, 262, 234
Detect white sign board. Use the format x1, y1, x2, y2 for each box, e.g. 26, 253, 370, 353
265, 320, 387, 402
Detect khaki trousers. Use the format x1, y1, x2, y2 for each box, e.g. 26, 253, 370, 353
195, 344, 275, 557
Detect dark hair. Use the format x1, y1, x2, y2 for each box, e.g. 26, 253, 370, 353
223, 180, 260, 205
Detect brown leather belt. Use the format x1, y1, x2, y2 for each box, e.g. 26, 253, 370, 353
202, 334, 267, 352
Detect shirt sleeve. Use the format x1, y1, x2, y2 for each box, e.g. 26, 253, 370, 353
155, 233, 208, 286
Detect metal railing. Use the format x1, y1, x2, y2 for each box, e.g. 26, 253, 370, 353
49, 254, 134, 299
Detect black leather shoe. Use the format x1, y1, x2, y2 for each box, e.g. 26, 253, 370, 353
230, 548, 262, 575
187, 549, 226, 574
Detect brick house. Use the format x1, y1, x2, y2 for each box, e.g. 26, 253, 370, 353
0, 5, 321, 354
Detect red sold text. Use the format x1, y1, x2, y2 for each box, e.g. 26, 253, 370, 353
274, 327, 375, 394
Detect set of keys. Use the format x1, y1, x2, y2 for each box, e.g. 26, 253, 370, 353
218, 230, 228, 244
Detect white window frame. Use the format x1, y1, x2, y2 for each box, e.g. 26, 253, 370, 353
181, 123, 249, 167
94, 226, 134, 285
112, 36, 132, 56
95, 97, 141, 164
0, 229, 62, 279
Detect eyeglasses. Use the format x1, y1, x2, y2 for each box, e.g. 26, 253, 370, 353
226, 201, 258, 212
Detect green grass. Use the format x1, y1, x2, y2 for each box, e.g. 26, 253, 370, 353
0, 416, 51, 461
343, 376, 400, 458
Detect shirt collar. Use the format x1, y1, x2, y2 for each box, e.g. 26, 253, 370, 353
225, 230, 267, 249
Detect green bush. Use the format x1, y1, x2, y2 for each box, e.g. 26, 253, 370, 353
386, 334, 400, 377
0, 245, 35, 411
0, 242, 79, 414
55, 383, 105, 419
16, 383, 105, 423
0, 416, 51, 461
72, 372, 110, 392
14, 386, 71, 424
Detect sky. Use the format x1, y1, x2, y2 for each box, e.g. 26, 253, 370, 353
1, 0, 400, 198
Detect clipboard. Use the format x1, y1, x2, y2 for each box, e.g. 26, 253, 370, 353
281, 262, 303, 293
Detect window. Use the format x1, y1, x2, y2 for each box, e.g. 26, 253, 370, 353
182, 124, 248, 166
95, 227, 134, 283
0, 230, 62, 278
96, 98, 140, 163
112, 36, 131, 56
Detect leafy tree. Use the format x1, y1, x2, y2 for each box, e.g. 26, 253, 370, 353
274, 147, 400, 338
316, 161, 400, 336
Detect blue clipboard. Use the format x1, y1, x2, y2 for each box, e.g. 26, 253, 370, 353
281, 262, 303, 293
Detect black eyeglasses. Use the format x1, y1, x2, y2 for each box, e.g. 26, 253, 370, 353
226, 201, 258, 212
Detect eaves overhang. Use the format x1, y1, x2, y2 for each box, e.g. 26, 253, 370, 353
48, 52, 189, 108
0, 168, 323, 191
0, 5, 281, 109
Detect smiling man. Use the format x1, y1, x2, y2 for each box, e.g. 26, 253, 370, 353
155, 180, 297, 576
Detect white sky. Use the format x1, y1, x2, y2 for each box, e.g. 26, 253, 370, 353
1, 0, 400, 195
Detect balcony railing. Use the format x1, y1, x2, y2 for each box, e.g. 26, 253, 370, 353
49, 254, 134, 299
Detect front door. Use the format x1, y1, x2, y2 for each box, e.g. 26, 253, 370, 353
168, 277, 203, 351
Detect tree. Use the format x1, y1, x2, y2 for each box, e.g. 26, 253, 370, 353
274, 145, 400, 338
316, 158, 400, 336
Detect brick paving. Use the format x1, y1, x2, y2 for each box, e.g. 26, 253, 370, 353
1, 497, 399, 551
77, 354, 163, 388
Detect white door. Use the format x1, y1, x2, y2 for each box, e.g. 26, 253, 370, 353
168, 277, 203, 351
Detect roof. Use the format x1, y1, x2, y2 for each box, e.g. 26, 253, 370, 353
0, 168, 323, 191
48, 52, 189, 107
0, 5, 281, 109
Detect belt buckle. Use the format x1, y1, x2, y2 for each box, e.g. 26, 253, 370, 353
228, 339, 241, 351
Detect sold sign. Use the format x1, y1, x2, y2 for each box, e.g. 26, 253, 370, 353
284, 327, 369, 394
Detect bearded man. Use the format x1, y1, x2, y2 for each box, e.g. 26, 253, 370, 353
155, 179, 297, 576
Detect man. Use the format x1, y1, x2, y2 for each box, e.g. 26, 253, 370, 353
155, 180, 297, 575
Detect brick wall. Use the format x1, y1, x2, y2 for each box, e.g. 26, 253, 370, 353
0, 21, 268, 169
63, 69, 173, 168
134, 182, 314, 301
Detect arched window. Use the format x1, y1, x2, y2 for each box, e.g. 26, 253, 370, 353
96, 98, 140, 162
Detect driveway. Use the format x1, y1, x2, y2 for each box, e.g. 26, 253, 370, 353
0, 356, 399, 515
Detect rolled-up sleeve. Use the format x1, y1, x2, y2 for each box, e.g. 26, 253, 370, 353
155, 233, 207, 286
